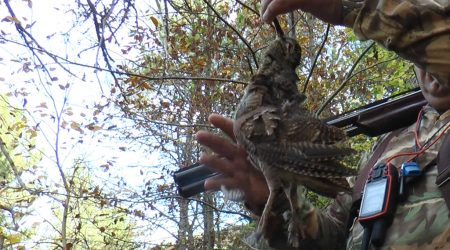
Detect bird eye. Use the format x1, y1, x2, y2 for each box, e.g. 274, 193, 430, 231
286, 41, 294, 53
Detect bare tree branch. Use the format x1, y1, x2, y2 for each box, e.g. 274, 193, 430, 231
203, 0, 259, 69
186, 196, 253, 221
3, 0, 76, 79
0, 37, 249, 86
235, 0, 259, 16
303, 24, 330, 93
315, 41, 376, 116
0, 137, 25, 188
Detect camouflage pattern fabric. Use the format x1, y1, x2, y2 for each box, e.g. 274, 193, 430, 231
347, 106, 450, 249
248, 2, 450, 247
257, 106, 450, 249
341, 0, 450, 85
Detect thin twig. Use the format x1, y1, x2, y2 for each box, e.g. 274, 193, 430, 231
303, 24, 330, 93
235, 0, 259, 16
0, 37, 249, 86
3, 0, 74, 79
186, 196, 253, 221
315, 41, 376, 116
203, 0, 258, 69
0, 137, 25, 188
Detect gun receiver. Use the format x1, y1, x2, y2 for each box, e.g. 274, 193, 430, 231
175, 88, 427, 198
324, 88, 426, 137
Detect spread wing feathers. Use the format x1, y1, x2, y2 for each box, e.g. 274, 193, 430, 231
259, 141, 355, 161
282, 114, 348, 144
281, 159, 355, 178
236, 105, 355, 161
249, 155, 352, 197
289, 174, 351, 197
235, 105, 356, 183
254, 148, 355, 178
239, 135, 356, 178
239, 104, 348, 145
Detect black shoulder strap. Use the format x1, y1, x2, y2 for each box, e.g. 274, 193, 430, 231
436, 129, 450, 211
352, 129, 403, 202
346, 130, 403, 236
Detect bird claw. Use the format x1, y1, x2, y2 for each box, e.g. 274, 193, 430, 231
287, 217, 306, 248
257, 211, 270, 237
245, 230, 263, 247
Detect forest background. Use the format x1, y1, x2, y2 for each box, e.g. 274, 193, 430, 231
0, 0, 417, 249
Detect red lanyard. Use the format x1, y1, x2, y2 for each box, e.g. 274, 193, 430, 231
385, 108, 450, 168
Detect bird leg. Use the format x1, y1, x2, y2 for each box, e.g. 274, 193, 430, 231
283, 183, 319, 248
283, 183, 307, 248
256, 178, 278, 241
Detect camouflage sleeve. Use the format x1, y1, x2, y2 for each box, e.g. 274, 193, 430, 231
341, 0, 450, 86
250, 190, 353, 250
312, 193, 353, 250
341, 0, 365, 28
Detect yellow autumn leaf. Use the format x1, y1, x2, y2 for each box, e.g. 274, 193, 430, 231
27, 128, 37, 138
70, 122, 83, 133
140, 82, 151, 90
5, 16, 21, 25
86, 124, 102, 132
70, 122, 80, 129
150, 16, 158, 28
129, 76, 139, 86
7, 233, 21, 244
195, 58, 206, 67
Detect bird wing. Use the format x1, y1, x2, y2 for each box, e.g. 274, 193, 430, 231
282, 112, 348, 144
236, 106, 356, 178
234, 106, 280, 144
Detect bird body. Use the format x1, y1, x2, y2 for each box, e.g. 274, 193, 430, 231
233, 36, 356, 247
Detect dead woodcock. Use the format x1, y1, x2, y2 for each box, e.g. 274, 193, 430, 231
233, 34, 356, 247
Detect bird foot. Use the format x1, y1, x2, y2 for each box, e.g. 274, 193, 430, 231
245, 230, 263, 247
257, 210, 270, 238
287, 217, 305, 248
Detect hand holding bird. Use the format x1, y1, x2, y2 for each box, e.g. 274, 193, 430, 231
233, 32, 356, 247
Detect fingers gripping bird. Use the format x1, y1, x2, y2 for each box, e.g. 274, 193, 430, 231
233, 29, 356, 247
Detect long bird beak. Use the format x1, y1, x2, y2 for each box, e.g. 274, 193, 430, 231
273, 17, 284, 38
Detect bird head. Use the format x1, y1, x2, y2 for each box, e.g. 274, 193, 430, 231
260, 37, 301, 71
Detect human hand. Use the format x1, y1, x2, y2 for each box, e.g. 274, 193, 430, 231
260, 0, 342, 25
196, 114, 269, 211
260, 0, 304, 24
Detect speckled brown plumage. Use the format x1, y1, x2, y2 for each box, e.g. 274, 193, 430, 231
233, 36, 356, 247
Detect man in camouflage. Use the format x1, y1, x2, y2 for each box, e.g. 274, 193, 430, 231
196, 0, 450, 249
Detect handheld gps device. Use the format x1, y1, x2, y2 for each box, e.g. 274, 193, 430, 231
358, 163, 399, 248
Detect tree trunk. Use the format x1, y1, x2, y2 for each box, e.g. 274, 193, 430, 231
178, 198, 190, 250
202, 193, 215, 250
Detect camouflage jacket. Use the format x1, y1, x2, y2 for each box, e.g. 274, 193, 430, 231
259, 106, 450, 249
341, 0, 450, 85
251, 2, 450, 248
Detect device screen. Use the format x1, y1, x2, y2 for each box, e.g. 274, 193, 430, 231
359, 178, 388, 218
